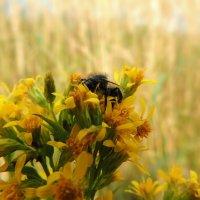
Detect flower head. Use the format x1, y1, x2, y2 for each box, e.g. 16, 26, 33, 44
25, 152, 93, 200
158, 166, 186, 186
126, 177, 164, 200
0, 154, 26, 200
187, 171, 200, 199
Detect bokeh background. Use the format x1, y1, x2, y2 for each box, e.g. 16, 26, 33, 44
0, 0, 200, 199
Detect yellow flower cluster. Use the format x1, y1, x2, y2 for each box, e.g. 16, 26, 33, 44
127, 166, 200, 200
0, 66, 154, 200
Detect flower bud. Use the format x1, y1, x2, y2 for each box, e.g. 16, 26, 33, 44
44, 72, 56, 103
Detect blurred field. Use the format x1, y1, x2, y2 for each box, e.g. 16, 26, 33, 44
0, 0, 200, 199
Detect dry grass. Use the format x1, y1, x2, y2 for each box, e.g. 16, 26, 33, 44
0, 0, 200, 198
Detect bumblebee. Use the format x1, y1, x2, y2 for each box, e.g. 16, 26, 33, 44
80, 74, 123, 107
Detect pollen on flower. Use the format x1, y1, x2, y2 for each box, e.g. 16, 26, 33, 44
69, 87, 86, 106
135, 69, 144, 85
70, 73, 82, 84
66, 137, 84, 155
66, 134, 96, 155
22, 115, 42, 133
136, 121, 151, 139
54, 176, 83, 200
1, 181, 24, 200
104, 105, 130, 127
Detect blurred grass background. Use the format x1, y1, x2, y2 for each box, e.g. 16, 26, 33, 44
0, 0, 200, 199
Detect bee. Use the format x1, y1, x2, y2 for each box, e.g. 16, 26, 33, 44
80, 74, 123, 107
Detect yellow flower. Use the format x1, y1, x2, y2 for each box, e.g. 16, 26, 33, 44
103, 137, 148, 175
24, 152, 93, 200
11, 78, 35, 101
135, 98, 154, 139
0, 99, 19, 120
48, 123, 107, 155
104, 95, 153, 141
4, 111, 43, 146
115, 66, 156, 98
54, 94, 76, 113
158, 166, 186, 186
0, 154, 26, 200
123, 66, 145, 86
104, 95, 142, 136
126, 177, 164, 200
187, 170, 200, 199
69, 84, 99, 108
54, 84, 99, 113
70, 73, 82, 84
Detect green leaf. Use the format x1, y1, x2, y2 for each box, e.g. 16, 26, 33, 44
34, 114, 68, 141
21, 179, 46, 188
2, 127, 25, 144
56, 149, 72, 170
0, 138, 33, 157
22, 166, 46, 183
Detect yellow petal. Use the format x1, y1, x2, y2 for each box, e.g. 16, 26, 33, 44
0, 162, 8, 172
116, 122, 137, 131
140, 97, 146, 119
121, 95, 136, 108
64, 96, 76, 109
71, 124, 80, 136
78, 84, 88, 93
103, 140, 115, 147
105, 101, 112, 116
141, 79, 157, 84
47, 172, 61, 184
133, 162, 150, 175
24, 132, 32, 146
102, 122, 109, 128
63, 163, 73, 180
77, 126, 98, 141
84, 98, 99, 104
87, 91, 98, 98
154, 184, 165, 195
36, 184, 54, 198
3, 121, 20, 128
47, 141, 66, 149
114, 141, 125, 152
15, 154, 26, 182
190, 170, 198, 182
74, 152, 93, 181
96, 128, 106, 141
131, 180, 139, 188
54, 104, 69, 113
127, 83, 135, 88
195, 189, 200, 197
24, 188, 36, 198
146, 105, 155, 121
0, 82, 10, 93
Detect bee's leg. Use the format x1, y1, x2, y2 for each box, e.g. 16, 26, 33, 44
95, 83, 100, 93
110, 87, 123, 103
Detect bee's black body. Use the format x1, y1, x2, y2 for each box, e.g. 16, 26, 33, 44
80, 74, 123, 106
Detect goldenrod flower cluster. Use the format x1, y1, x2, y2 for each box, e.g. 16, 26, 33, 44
127, 166, 200, 200
0, 66, 154, 200
1, 67, 199, 200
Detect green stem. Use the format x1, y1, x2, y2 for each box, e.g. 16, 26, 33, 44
85, 189, 96, 200
50, 102, 58, 123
